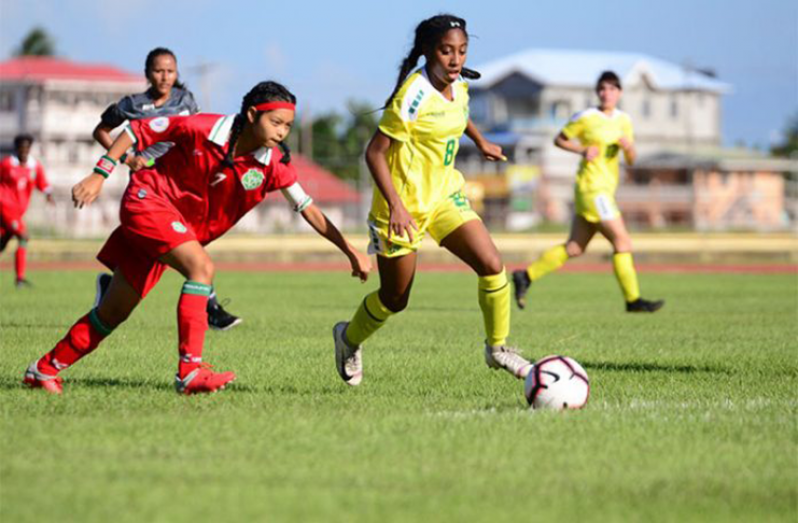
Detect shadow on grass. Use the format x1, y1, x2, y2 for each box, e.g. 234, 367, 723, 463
0, 376, 257, 393
581, 360, 732, 375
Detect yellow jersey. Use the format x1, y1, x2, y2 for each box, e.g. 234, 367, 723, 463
561, 107, 634, 195
373, 68, 470, 219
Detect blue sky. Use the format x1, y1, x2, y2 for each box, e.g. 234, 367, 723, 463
1, 0, 795, 148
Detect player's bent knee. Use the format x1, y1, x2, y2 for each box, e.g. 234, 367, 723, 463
565, 243, 584, 257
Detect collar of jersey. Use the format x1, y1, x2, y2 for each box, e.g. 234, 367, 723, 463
10, 155, 36, 168
418, 67, 461, 103
208, 115, 272, 165
587, 107, 621, 120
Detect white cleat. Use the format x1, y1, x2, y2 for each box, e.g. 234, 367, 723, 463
333, 321, 363, 386
485, 343, 534, 380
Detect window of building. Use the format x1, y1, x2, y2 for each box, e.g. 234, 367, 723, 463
670, 95, 679, 119
550, 100, 571, 120
641, 98, 651, 119
0, 90, 14, 112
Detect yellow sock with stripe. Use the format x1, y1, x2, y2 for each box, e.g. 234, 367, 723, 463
613, 252, 641, 303
346, 291, 394, 346
478, 269, 511, 347
526, 245, 569, 281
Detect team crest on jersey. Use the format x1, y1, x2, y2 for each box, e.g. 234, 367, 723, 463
240, 169, 265, 191
150, 117, 170, 133
171, 221, 187, 233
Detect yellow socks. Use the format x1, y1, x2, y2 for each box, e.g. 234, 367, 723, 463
478, 269, 511, 347
346, 291, 394, 346
526, 245, 569, 281
613, 252, 641, 303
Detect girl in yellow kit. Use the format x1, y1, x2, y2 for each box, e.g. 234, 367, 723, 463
513, 71, 664, 313
332, 14, 534, 386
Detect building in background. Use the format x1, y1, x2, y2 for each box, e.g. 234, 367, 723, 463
459, 49, 795, 231
0, 56, 145, 235
0, 56, 361, 236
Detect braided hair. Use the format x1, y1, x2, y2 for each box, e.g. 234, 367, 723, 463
145, 47, 186, 90
221, 81, 297, 170
384, 14, 481, 108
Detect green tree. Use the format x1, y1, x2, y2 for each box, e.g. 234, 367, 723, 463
771, 112, 798, 158
14, 27, 56, 57
311, 100, 378, 181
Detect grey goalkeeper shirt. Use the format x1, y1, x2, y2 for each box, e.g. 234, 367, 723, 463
100, 87, 200, 160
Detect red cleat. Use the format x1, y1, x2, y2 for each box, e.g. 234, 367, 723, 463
175, 364, 236, 395
23, 362, 64, 395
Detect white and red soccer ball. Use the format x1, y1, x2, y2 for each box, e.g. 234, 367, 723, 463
524, 355, 590, 410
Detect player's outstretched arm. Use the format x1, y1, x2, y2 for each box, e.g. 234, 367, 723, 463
72, 130, 133, 209
465, 119, 505, 161
299, 203, 371, 282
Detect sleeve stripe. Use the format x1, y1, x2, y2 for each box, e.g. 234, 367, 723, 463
123, 125, 138, 144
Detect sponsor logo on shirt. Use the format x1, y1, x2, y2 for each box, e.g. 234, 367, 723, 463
137, 189, 147, 199
241, 169, 265, 191
171, 221, 187, 233
150, 117, 170, 133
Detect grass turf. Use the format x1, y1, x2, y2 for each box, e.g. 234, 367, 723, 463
1, 269, 796, 522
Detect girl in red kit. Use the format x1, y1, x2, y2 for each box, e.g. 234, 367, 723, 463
24, 81, 371, 395
0, 134, 54, 287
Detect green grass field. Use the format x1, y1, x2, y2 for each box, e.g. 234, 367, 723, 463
1, 269, 796, 522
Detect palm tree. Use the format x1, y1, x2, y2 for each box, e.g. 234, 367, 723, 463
14, 27, 56, 57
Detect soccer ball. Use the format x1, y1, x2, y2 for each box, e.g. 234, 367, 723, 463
524, 355, 590, 410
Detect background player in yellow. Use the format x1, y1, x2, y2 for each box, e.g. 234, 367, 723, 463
513, 71, 664, 313
332, 14, 534, 386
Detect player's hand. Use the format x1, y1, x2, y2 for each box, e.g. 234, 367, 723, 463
45, 193, 55, 206
388, 203, 418, 244
72, 173, 105, 209
349, 249, 372, 282
479, 141, 506, 162
125, 155, 149, 172
583, 146, 599, 162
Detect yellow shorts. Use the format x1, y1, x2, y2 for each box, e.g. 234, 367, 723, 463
575, 191, 620, 223
368, 190, 481, 258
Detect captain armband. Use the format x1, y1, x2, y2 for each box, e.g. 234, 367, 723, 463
281, 182, 313, 213
93, 155, 117, 179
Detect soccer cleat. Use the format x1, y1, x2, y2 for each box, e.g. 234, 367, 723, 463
485, 343, 534, 379
23, 362, 63, 394
175, 364, 236, 395
333, 321, 362, 386
512, 270, 532, 310
15, 278, 33, 289
626, 298, 665, 313
207, 298, 242, 331
93, 272, 113, 307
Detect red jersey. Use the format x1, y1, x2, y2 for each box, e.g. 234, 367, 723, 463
125, 114, 299, 244
0, 155, 50, 215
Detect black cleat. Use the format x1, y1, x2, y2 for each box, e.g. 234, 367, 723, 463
15, 278, 32, 289
94, 273, 112, 307
512, 270, 532, 310
208, 298, 242, 331
626, 298, 665, 313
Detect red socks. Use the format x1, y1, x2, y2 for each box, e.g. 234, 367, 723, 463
37, 309, 112, 375
15, 244, 26, 282
177, 281, 212, 378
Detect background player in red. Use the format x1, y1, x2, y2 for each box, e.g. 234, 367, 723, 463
23, 81, 371, 395
92, 47, 241, 330
0, 134, 54, 288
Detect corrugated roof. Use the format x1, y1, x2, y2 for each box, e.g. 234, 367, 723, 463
471, 49, 731, 93
0, 56, 142, 83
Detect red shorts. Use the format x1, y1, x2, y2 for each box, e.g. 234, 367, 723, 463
97, 186, 197, 298
0, 207, 26, 237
